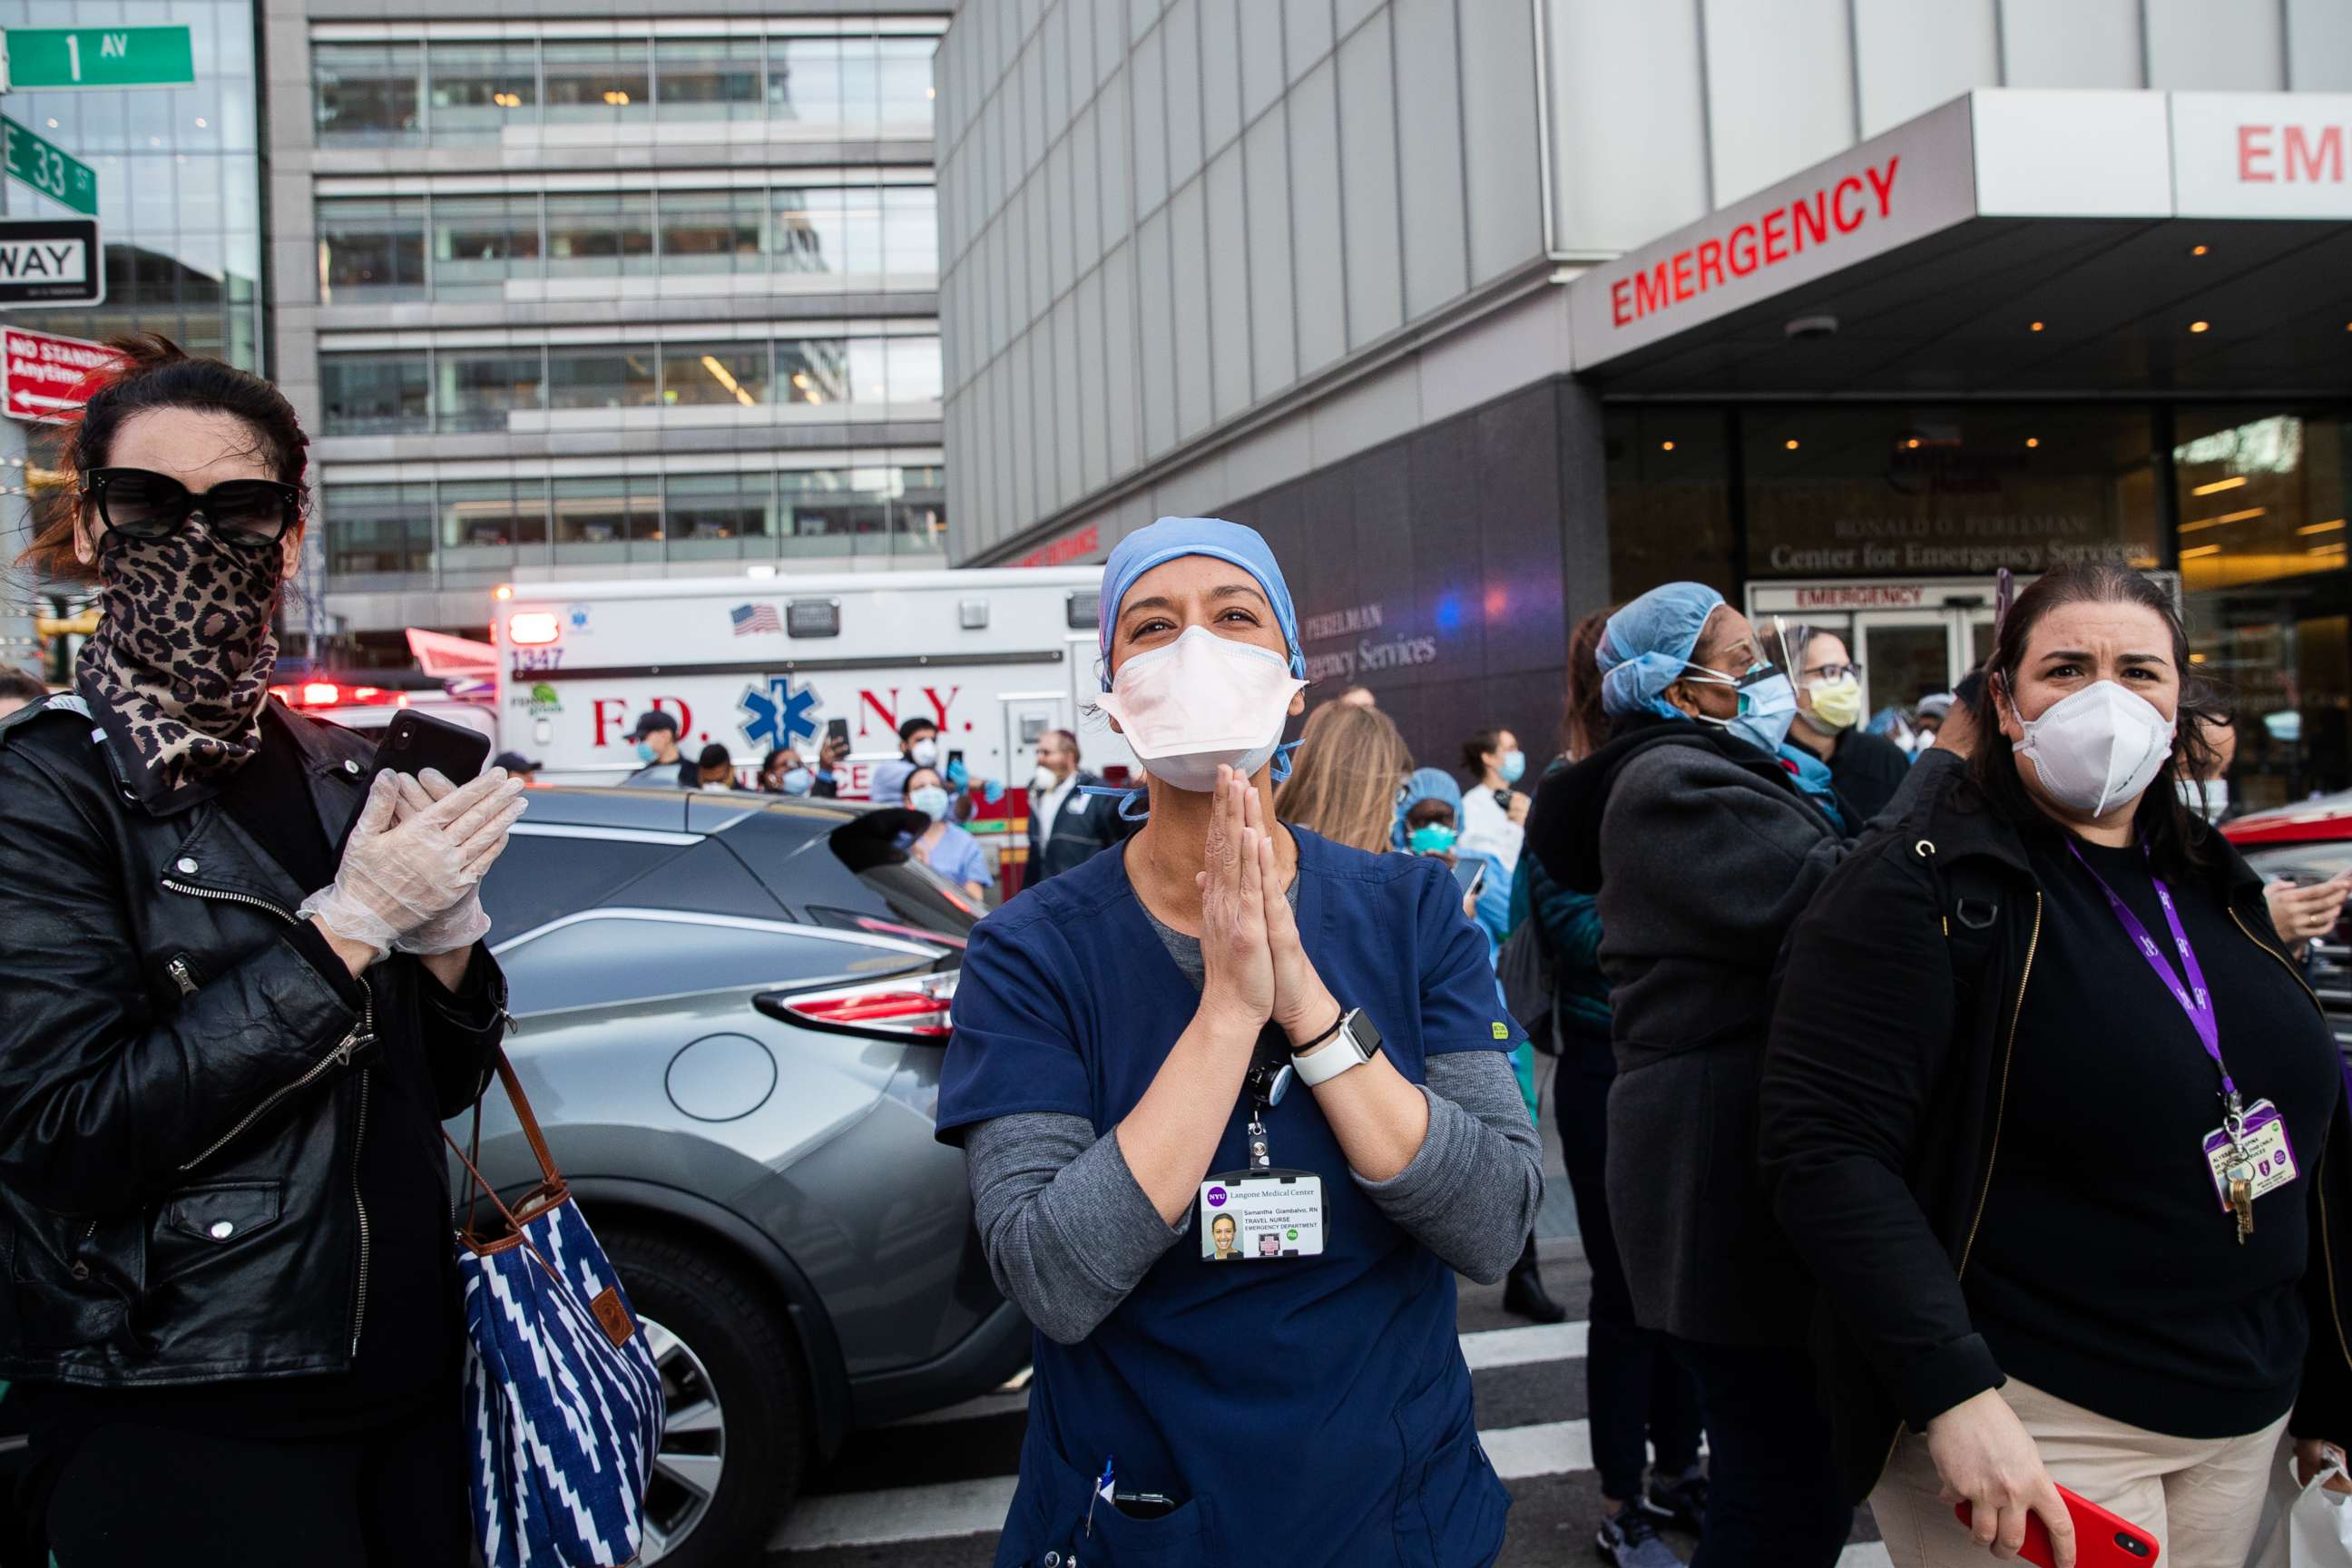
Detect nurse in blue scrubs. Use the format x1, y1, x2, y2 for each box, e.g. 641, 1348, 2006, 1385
937, 516, 1544, 1567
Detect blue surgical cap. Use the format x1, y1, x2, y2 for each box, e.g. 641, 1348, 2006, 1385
1599, 583, 1728, 720
1393, 767, 1463, 848
1097, 516, 1304, 692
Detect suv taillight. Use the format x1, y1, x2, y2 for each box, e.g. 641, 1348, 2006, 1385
766, 971, 957, 1041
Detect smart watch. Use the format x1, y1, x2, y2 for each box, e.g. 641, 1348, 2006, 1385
1289, 1008, 1381, 1087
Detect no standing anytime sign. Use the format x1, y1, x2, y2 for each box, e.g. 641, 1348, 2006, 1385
4, 326, 115, 424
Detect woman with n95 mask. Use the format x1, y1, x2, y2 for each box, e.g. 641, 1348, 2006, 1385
936, 516, 1540, 1566
1762, 564, 2352, 1567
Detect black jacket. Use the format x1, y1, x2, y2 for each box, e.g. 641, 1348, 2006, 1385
1024, 769, 1132, 885
1759, 753, 2352, 1502
1825, 726, 1915, 826
1532, 715, 1847, 1346
0, 694, 506, 1388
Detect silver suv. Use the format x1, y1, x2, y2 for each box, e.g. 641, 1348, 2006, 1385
463, 788, 1021, 1566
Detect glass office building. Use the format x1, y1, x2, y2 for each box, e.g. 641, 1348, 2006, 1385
267, 9, 948, 665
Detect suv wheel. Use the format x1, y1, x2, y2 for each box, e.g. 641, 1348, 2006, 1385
604, 1228, 811, 1567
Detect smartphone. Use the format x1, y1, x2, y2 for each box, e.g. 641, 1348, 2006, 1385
370, 710, 492, 785
1450, 857, 1487, 899
948, 748, 966, 771
1955, 1486, 2159, 1568
825, 717, 850, 747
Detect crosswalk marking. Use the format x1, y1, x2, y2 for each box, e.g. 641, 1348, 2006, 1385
772, 1475, 1023, 1552
1479, 1416, 1593, 1481
1459, 1319, 1590, 1370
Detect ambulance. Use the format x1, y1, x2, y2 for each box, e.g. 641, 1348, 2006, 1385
489, 567, 1136, 801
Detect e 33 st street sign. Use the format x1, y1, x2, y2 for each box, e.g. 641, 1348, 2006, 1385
1, 116, 95, 216
0, 26, 196, 90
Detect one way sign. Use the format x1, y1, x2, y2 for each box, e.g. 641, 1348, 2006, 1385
0, 218, 102, 307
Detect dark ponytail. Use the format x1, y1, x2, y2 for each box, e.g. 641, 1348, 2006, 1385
15, 333, 309, 583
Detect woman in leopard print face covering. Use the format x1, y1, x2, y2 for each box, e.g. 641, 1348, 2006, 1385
0, 336, 527, 1564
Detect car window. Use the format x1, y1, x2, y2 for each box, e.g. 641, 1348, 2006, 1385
498, 916, 915, 1014
482, 834, 681, 946
720, 810, 978, 944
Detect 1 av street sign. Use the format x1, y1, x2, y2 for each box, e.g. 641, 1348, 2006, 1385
4, 325, 114, 424
0, 26, 195, 90
1, 116, 95, 216
0, 218, 101, 306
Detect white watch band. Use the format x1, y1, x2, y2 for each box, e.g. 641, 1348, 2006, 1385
1290, 1012, 1371, 1087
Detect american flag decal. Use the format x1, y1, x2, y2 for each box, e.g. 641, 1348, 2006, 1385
731, 603, 783, 636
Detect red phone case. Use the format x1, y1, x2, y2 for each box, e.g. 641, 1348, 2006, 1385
1955, 1486, 2160, 1568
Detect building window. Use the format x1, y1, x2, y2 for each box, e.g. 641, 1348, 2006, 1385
546, 348, 659, 410
314, 43, 423, 143
322, 483, 435, 577
318, 199, 426, 303
767, 36, 843, 123
545, 192, 655, 278
436, 349, 544, 432
875, 37, 936, 128
553, 475, 663, 562
881, 335, 943, 404
659, 190, 767, 275
430, 195, 542, 299
543, 39, 651, 122
439, 477, 550, 559
426, 41, 537, 141
881, 186, 938, 281
891, 463, 946, 554
662, 342, 768, 407
666, 472, 775, 554
780, 467, 892, 552
654, 40, 762, 121
777, 338, 849, 405
770, 186, 882, 277
320, 352, 430, 435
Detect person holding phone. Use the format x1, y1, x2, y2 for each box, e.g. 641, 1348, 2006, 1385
1761, 564, 2352, 1566
936, 516, 1539, 1563
904, 764, 993, 900
0, 336, 527, 1564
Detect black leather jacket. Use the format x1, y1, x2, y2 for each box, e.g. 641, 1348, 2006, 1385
0, 693, 505, 1388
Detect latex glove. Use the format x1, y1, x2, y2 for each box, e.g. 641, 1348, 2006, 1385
981, 777, 1005, 806
945, 756, 969, 789
389, 769, 526, 954
298, 768, 527, 955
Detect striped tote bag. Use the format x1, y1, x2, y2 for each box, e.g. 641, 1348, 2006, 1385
451, 1051, 665, 1567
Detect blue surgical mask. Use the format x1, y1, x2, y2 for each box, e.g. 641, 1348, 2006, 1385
780, 767, 814, 796
909, 785, 952, 820
634, 740, 657, 762
1408, 822, 1458, 854
1499, 750, 1526, 785
1686, 663, 1799, 754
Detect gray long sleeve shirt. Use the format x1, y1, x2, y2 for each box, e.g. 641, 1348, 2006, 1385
963, 902, 1543, 1346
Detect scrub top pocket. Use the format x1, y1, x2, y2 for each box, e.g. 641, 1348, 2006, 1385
1392, 1361, 1510, 1567
998, 1438, 1217, 1567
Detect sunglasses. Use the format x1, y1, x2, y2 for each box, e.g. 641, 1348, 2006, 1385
82, 467, 302, 546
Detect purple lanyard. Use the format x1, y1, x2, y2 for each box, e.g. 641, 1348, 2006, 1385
2066, 841, 2239, 1114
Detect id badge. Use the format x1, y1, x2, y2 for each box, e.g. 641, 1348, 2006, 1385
2202, 1098, 2298, 1212
1199, 1169, 1327, 1260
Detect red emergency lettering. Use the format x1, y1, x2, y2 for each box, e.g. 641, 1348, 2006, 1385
1760, 207, 1788, 265
1671, 249, 1694, 303
1791, 191, 1828, 252
1695, 237, 1725, 291
1727, 222, 1759, 277
1633, 261, 1671, 317
1865, 156, 1898, 218
919, 687, 962, 726
1831, 174, 1865, 231
2285, 124, 2345, 183
2239, 124, 2274, 181
592, 698, 629, 749
650, 697, 693, 737
1611, 276, 1633, 326
858, 689, 899, 736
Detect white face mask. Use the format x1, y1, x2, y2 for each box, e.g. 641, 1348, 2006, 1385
1031, 764, 1062, 793
2011, 680, 2177, 818
1096, 625, 1305, 794
909, 738, 939, 768
2177, 777, 2230, 823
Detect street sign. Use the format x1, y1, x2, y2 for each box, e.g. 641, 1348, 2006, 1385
1, 116, 94, 216
0, 218, 101, 306
4, 326, 113, 423
0, 26, 196, 90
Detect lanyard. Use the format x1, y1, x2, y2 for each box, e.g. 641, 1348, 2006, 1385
1240, 1024, 1294, 1171
2067, 840, 2241, 1125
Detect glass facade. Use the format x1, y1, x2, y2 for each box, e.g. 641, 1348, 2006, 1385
318, 335, 940, 436
314, 28, 934, 145
1603, 398, 2352, 818
0, 0, 264, 366
318, 182, 936, 299
322, 463, 947, 583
